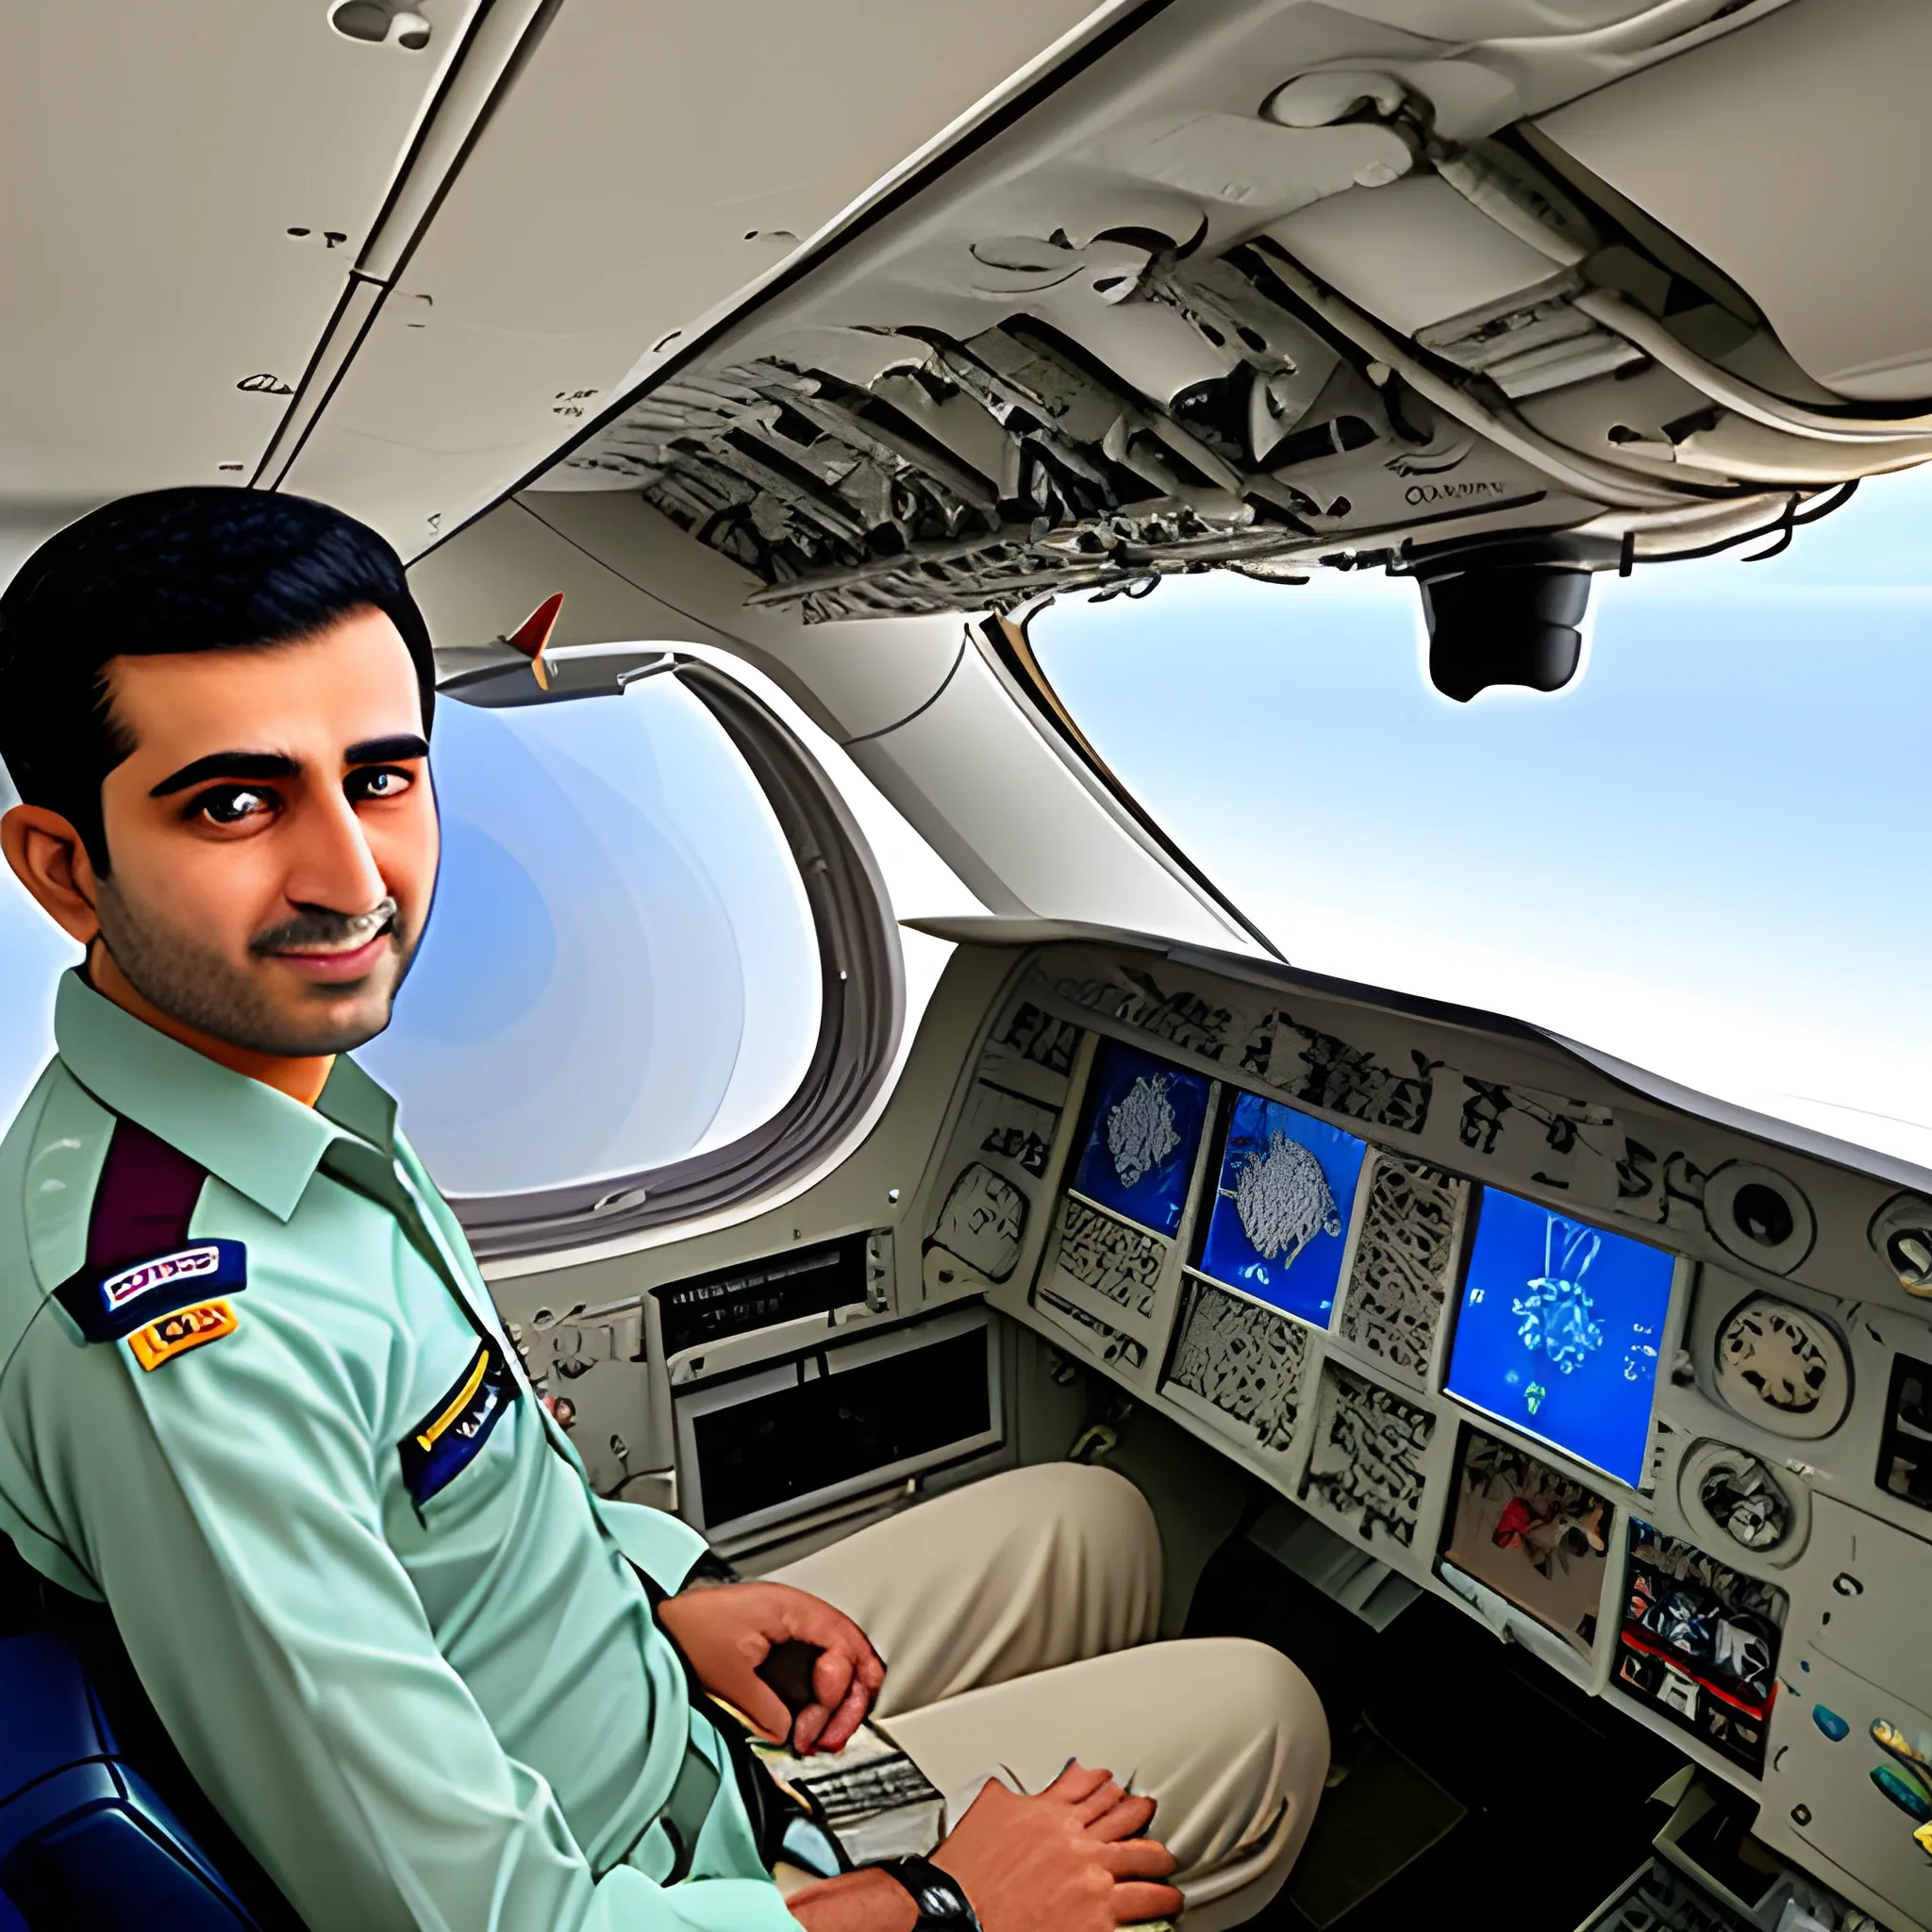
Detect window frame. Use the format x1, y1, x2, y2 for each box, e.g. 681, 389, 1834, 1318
989, 608, 1283, 960
448, 656, 904, 1259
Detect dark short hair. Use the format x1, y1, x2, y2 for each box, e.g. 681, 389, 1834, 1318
0, 487, 435, 873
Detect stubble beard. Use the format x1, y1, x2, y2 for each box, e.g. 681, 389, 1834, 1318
93, 877, 416, 1057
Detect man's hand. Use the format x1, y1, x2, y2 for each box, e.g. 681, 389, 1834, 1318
658, 1580, 884, 1755
786, 1763, 1181, 1932
930, 1762, 1182, 1931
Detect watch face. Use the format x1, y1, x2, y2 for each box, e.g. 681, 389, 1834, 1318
915, 1882, 965, 1919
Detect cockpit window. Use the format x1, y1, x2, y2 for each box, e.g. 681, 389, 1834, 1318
1029, 465, 1932, 1169
358, 675, 821, 1197
0, 675, 823, 1203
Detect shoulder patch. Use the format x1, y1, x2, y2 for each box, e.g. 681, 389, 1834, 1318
398, 1337, 520, 1507
127, 1299, 239, 1372
56, 1241, 248, 1342
51, 1115, 224, 1342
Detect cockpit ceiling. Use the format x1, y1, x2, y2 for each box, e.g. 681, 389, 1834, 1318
529, 0, 1932, 624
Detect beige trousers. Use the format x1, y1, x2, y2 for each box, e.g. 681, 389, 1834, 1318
770, 1463, 1329, 1931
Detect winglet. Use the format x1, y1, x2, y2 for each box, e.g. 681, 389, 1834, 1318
506, 592, 564, 690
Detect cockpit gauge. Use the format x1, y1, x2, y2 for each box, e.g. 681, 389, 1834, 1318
1712, 1294, 1851, 1441
1678, 1438, 1809, 1567
1702, 1161, 1817, 1276
1870, 1193, 1932, 1302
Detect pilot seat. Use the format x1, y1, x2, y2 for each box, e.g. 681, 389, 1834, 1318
0, 1534, 300, 1930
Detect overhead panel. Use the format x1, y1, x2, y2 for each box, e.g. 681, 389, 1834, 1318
0, 0, 481, 542
1541, 0, 1932, 401
281, 0, 1105, 558
516, 0, 1928, 637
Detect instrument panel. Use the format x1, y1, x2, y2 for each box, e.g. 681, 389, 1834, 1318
913, 937, 1932, 1932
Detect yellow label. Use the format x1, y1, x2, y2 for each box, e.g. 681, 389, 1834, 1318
416, 1344, 490, 1452
127, 1299, 239, 1372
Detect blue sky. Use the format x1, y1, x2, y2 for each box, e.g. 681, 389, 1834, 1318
1034, 467, 1932, 1168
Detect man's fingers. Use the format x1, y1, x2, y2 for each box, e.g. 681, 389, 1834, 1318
1099, 1836, 1178, 1882
737, 1678, 797, 1745
1109, 1881, 1187, 1924
1043, 1761, 1115, 1804
790, 1636, 878, 1754
791, 1676, 866, 1757
1071, 1779, 1128, 1827
809, 1644, 857, 1716
789, 1701, 826, 1755
813, 1673, 875, 1755
1085, 1792, 1158, 1843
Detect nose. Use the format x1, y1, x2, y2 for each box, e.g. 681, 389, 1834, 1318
282, 780, 389, 916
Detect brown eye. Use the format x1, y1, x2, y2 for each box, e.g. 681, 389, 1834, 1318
192, 786, 276, 826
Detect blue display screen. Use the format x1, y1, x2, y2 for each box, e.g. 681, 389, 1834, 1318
1194, 1090, 1367, 1324
1068, 1040, 1212, 1237
1444, 1190, 1674, 1487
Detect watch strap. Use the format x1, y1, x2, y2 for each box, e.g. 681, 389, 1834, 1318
874, 1855, 981, 1930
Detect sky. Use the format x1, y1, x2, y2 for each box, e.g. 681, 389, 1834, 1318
1032, 465, 1932, 1168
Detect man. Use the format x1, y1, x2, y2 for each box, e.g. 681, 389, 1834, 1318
0, 489, 1326, 1930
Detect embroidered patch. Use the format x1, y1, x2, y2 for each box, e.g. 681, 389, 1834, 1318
397, 1338, 519, 1507
127, 1300, 240, 1372
57, 1241, 248, 1343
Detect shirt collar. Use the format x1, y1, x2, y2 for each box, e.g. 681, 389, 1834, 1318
52, 969, 397, 1223
314, 1052, 398, 1153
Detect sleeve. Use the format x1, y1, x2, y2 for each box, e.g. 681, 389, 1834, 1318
594, 1497, 712, 1595
8, 1302, 798, 1932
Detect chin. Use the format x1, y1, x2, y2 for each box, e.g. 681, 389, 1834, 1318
275, 944, 411, 1054
295, 989, 396, 1055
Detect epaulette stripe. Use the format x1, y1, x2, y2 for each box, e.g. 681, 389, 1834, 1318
87, 1119, 208, 1272
51, 1119, 241, 1346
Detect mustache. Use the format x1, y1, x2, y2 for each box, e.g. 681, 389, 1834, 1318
250, 897, 401, 957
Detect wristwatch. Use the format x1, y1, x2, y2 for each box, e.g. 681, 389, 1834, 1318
874, 1856, 982, 1930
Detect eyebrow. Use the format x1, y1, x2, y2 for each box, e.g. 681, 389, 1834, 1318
344, 734, 430, 766
149, 752, 300, 798
147, 735, 428, 799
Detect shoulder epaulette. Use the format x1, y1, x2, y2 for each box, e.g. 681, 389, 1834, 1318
52, 1119, 244, 1345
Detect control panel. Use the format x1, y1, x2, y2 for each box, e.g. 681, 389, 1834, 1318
913, 937, 1932, 1932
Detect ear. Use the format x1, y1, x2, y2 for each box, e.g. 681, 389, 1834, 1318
1, 803, 102, 945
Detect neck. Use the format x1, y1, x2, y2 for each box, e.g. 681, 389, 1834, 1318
88, 945, 335, 1108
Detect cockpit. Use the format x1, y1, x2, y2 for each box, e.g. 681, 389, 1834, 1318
5, 4, 1932, 1930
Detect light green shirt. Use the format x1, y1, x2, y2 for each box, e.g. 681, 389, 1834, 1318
0, 971, 795, 1932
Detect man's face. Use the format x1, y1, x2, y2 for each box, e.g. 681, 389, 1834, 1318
90, 607, 439, 1056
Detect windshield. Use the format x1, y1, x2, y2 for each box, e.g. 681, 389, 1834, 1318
1031, 466, 1932, 1170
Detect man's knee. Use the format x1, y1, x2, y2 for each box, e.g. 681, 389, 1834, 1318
1162, 1637, 1329, 1865
1022, 1460, 1158, 1552
1161, 1635, 1328, 1765
1156, 1639, 1329, 1928
1230, 1637, 1327, 1752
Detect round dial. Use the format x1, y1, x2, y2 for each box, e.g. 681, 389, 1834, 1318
1712, 1293, 1850, 1440
1703, 1161, 1816, 1275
